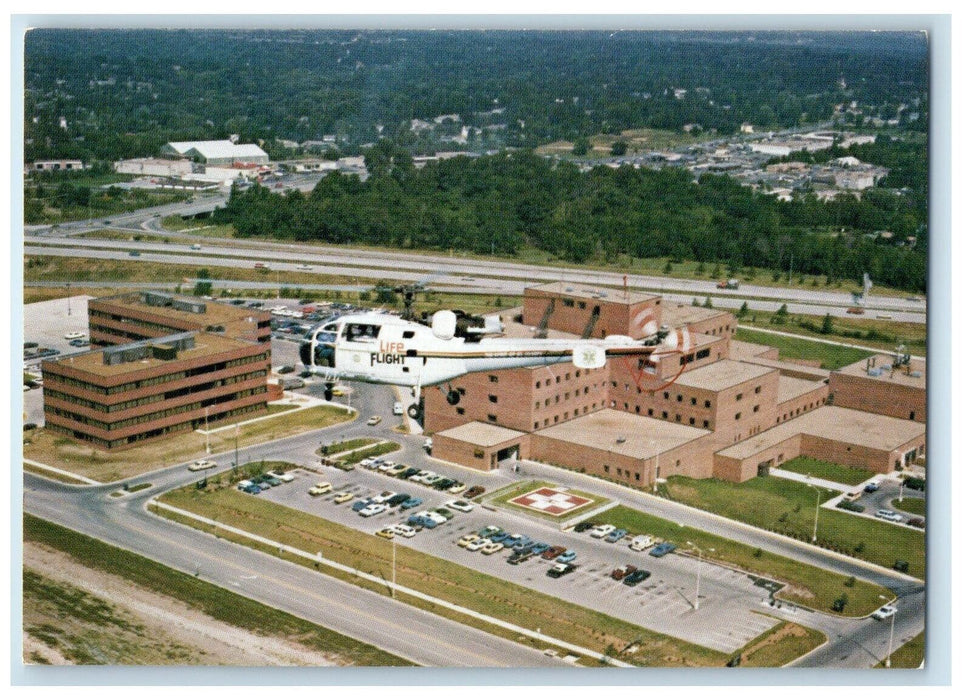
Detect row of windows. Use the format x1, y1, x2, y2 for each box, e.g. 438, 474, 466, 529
46, 352, 269, 395
535, 386, 593, 408
775, 398, 827, 424
532, 404, 600, 429
45, 369, 267, 413
534, 369, 592, 389
632, 404, 713, 430
90, 311, 189, 336
47, 387, 266, 432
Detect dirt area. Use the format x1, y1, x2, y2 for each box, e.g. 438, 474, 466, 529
22, 542, 340, 666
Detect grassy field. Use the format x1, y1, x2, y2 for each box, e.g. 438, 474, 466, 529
22, 405, 354, 483
877, 631, 925, 669
338, 442, 402, 465
892, 497, 926, 517
23, 514, 410, 666
737, 619, 827, 668
661, 476, 926, 578
601, 505, 891, 617
156, 480, 824, 667
776, 457, 876, 486
734, 327, 875, 370
486, 480, 612, 522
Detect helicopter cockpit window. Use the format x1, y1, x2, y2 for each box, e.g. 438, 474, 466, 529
316, 331, 337, 344
345, 323, 380, 342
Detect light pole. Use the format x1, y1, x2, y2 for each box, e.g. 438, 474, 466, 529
806, 484, 823, 542
204, 407, 210, 454
686, 542, 713, 610
898, 480, 904, 504
391, 538, 397, 599
885, 605, 897, 667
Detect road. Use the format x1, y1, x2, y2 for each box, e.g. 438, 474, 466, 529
24, 234, 926, 323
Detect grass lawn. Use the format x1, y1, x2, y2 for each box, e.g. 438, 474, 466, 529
486, 480, 612, 522
877, 631, 925, 669
321, 438, 379, 456
737, 618, 827, 668
601, 505, 891, 617
23, 514, 410, 666
23, 405, 354, 483
158, 482, 751, 667
662, 476, 926, 578
776, 457, 876, 486
892, 497, 926, 517
734, 327, 874, 370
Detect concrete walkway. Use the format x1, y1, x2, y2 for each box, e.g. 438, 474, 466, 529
769, 468, 859, 494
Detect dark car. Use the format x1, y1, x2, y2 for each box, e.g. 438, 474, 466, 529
530, 542, 551, 556
489, 531, 511, 544
508, 549, 537, 565
623, 569, 652, 587
387, 493, 411, 507
464, 485, 486, 499
906, 517, 925, 529
434, 478, 456, 491
611, 565, 637, 581
399, 497, 422, 511
277, 365, 295, 374
351, 499, 372, 512
398, 467, 421, 480
573, 522, 597, 533
863, 482, 880, 493
546, 563, 577, 578
649, 542, 677, 558
837, 499, 866, 513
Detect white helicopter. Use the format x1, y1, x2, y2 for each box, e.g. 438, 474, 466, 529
299, 306, 691, 420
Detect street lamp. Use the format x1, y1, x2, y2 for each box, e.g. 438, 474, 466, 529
884, 604, 897, 667
805, 484, 823, 542
204, 406, 210, 454
686, 542, 714, 611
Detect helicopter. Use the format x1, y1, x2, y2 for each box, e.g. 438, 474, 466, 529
299, 307, 690, 420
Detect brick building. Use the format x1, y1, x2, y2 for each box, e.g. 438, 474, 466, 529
522, 282, 663, 339
88, 292, 272, 347
829, 354, 926, 422
42, 331, 272, 450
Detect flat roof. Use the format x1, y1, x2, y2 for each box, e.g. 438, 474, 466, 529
661, 303, 732, 328
499, 307, 580, 340
718, 406, 926, 460
48, 332, 252, 378
91, 293, 268, 327
674, 359, 776, 392
736, 355, 831, 381
834, 353, 926, 389
728, 338, 776, 360
535, 409, 709, 459
777, 375, 827, 404
526, 282, 659, 306
436, 421, 527, 447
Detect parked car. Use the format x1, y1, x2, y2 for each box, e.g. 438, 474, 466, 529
359, 503, 388, 517
370, 491, 397, 504
399, 497, 423, 511
458, 534, 480, 548
623, 569, 652, 587
542, 546, 566, 560
267, 470, 294, 483
64, 331, 86, 340
589, 524, 616, 539
875, 509, 903, 523
375, 528, 395, 539
512, 535, 534, 551
480, 541, 504, 555
447, 482, 467, 494
489, 531, 511, 544
530, 542, 551, 556
386, 493, 411, 507
466, 537, 491, 552
872, 604, 898, 621
508, 549, 537, 565
573, 522, 597, 534
366, 415, 382, 426
187, 459, 217, 472
276, 365, 295, 374
351, 499, 372, 512
501, 533, 523, 548
391, 524, 418, 538
263, 475, 282, 487
649, 542, 677, 557
332, 491, 354, 504
610, 565, 637, 581
428, 509, 452, 522
477, 526, 502, 539
556, 550, 577, 564
863, 482, 881, 493
546, 563, 577, 578
68, 338, 90, 347
385, 464, 407, 477
463, 485, 486, 499
398, 467, 421, 480
605, 528, 628, 543
446, 499, 475, 513
837, 499, 866, 513
241, 483, 262, 495
628, 535, 654, 552
308, 482, 332, 496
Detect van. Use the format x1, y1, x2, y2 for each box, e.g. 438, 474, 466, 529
191, 243, 202, 250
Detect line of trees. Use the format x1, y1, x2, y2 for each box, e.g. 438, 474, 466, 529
214, 147, 925, 292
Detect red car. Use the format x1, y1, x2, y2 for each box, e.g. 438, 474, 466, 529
541, 545, 566, 560
611, 565, 638, 581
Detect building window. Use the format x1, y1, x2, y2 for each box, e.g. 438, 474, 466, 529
535, 401, 540, 409
703, 420, 710, 428
562, 298, 574, 307
696, 348, 710, 360
489, 395, 498, 403
663, 391, 669, 399
565, 373, 571, 381
735, 412, 741, 420
487, 414, 497, 423
617, 468, 622, 476
736, 393, 743, 401
689, 417, 695, 425
456, 407, 465, 415
648, 408, 654, 416
753, 405, 759, 413
676, 394, 682, 402
603, 465, 610, 473
691, 397, 697, 405
754, 386, 761, 394
662, 411, 668, 419
705, 400, 711, 408
536, 381, 541, 388
489, 375, 499, 383
534, 421, 540, 429
578, 301, 586, 310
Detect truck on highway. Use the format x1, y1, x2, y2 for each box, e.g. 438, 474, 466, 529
716, 278, 740, 290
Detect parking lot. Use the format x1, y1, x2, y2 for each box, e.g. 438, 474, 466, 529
251, 457, 779, 654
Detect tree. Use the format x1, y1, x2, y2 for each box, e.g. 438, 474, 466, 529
571, 138, 591, 156
193, 280, 213, 296
820, 313, 834, 335
703, 295, 713, 309
610, 140, 628, 157
737, 301, 749, 318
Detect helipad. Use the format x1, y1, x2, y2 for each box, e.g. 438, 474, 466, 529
508, 487, 594, 515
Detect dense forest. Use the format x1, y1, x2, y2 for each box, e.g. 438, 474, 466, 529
24, 29, 928, 162
214, 144, 926, 292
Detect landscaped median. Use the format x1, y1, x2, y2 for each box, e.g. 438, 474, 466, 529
22, 405, 355, 483
658, 476, 926, 579
153, 472, 826, 667
483, 480, 613, 523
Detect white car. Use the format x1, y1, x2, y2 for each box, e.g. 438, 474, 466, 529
187, 459, 217, 472
629, 534, 654, 551
466, 537, 491, 552
410, 470, 435, 484
875, 509, 903, 523
64, 331, 86, 340
872, 604, 898, 620
422, 474, 444, 486
267, 470, 294, 483
370, 491, 397, 504
390, 524, 418, 538
269, 305, 287, 313
590, 524, 616, 539
359, 503, 388, 517
308, 482, 332, 496
413, 510, 446, 526
446, 499, 475, 513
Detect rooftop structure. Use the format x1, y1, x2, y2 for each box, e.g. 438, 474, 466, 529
161, 140, 269, 166
673, 359, 775, 392
436, 421, 527, 447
